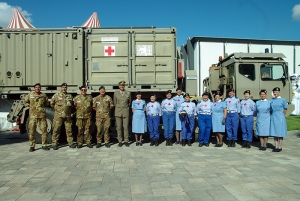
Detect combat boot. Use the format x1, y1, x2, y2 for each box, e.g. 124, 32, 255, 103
232, 141, 236, 147
187, 140, 192, 146
166, 139, 169, 146
182, 140, 186, 147
96, 143, 101, 148
69, 144, 76, 148
118, 142, 123, 147
105, 143, 110, 148
77, 144, 83, 149
150, 139, 154, 146
125, 142, 129, 147
87, 144, 93, 148
29, 147, 35, 152
227, 141, 232, 147
52, 145, 58, 150
42, 146, 49, 151
169, 139, 173, 146
246, 142, 251, 149
155, 139, 159, 147
241, 141, 247, 148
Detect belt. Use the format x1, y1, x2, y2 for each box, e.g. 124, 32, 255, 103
241, 115, 253, 118
199, 112, 211, 115
148, 114, 159, 116
187, 114, 194, 116
164, 111, 175, 113
227, 110, 237, 113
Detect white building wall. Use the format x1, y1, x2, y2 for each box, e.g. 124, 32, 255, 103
272, 45, 294, 75
224, 43, 248, 55
295, 46, 300, 74
249, 44, 272, 53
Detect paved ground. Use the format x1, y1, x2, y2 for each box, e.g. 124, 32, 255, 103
0, 131, 300, 201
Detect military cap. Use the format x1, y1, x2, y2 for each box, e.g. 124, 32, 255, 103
214, 92, 221, 97
272, 87, 280, 92
183, 93, 190, 98
165, 90, 172, 95
135, 91, 141, 95
227, 88, 235, 93
243, 90, 251, 94
176, 88, 183, 91
118, 80, 126, 86
61, 83, 68, 87
34, 83, 41, 87
202, 92, 209, 97
150, 93, 156, 97
99, 86, 105, 90
259, 89, 267, 94
79, 85, 87, 90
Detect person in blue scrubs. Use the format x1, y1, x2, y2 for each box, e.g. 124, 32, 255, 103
146, 94, 162, 147
173, 88, 185, 144
225, 89, 240, 147
196, 92, 213, 147
270, 87, 288, 152
211, 93, 227, 147
132, 91, 146, 146
240, 90, 255, 149
179, 93, 196, 146
255, 89, 271, 151
161, 90, 177, 146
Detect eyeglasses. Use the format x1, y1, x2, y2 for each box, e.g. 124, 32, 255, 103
81, 89, 87, 91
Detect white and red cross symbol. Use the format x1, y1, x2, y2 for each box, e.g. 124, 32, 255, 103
104, 46, 115, 56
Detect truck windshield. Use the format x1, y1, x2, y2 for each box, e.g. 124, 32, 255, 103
260, 64, 285, 81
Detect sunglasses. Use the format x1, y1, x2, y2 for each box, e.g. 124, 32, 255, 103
81, 89, 87, 91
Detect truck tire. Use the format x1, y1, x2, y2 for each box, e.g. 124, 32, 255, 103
26, 108, 54, 144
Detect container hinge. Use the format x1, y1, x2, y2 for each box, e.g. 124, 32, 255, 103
155, 64, 167, 66
117, 64, 128, 67
135, 64, 147, 66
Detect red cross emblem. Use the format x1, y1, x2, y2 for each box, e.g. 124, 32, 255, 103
214, 104, 216, 106
151, 105, 154, 108
178, 99, 180, 102
204, 104, 207, 107
137, 102, 140, 105
186, 105, 189, 108
104, 46, 115, 56
244, 103, 247, 106
168, 102, 171, 106
228, 101, 231, 104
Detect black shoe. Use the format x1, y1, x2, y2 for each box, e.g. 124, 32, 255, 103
278, 148, 282, 152
241, 141, 247, 148
227, 141, 232, 147
125, 142, 129, 147
199, 143, 203, 147
29, 147, 35, 152
262, 147, 266, 151
175, 141, 179, 144
52, 145, 58, 150
182, 140, 186, 146
42, 146, 49, 151
77, 144, 83, 149
218, 143, 223, 147
259, 146, 263, 150
136, 142, 139, 146
232, 141, 236, 147
139, 142, 143, 146
150, 139, 154, 146
166, 139, 169, 146
214, 144, 219, 147
118, 142, 123, 147
169, 139, 173, 146
96, 143, 101, 148
272, 148, 279, 152
187, 140, 192, 146
87, 144, 93, 148
69, 144, 76, 148
105, 143, 110, 148
246, 142, 251, 149
205, 143, 209, 147
155, 139, 159, 147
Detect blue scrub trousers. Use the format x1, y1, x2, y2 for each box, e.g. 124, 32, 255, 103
162, 112, 175, 139
147, 115, 160, 139
180, 115, 195, 140
198, 114, 212, 144
226, 112, 239, 140
240, 115, 253, 142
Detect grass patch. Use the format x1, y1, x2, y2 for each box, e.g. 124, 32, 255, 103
286, 115, 300, 131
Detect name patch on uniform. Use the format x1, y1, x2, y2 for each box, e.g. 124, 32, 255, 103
30, 96, 35, 99
58, 97, 63, 100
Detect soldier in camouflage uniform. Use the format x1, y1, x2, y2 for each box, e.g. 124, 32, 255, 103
114, 81, 131, 147
93, 86, 114, 148
24, 83, 49, 152
74, 85, 93, 148
50, 83, 76, 150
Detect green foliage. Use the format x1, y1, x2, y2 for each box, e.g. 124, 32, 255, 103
286, 116, 300, 131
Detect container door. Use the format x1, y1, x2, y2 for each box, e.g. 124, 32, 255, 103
25, 33, 53, 85
0, 33, 25, 87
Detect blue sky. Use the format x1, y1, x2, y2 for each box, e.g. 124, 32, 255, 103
1, 0, 300, 45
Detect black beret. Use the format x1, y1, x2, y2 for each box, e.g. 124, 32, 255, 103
202, 92, 209, 97
165, 90, 172, 95
214, 92, 221, 97
79, 85, 87, 90
176, 88, 182, 91
272, 87, 280, 92
183, 93, 190, 98
99, 86, 105, 90
135, 91, 141, 95
227, 88, 234, 93
34, 83, 41, 87
150, 94, 156, 97
244, 90, 250, 94
259, 89, 267, 94
61, 83, 67, 87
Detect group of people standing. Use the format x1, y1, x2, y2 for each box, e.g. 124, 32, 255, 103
24, 80, 288, 153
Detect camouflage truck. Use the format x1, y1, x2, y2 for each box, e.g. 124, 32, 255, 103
202, 52, 295, 114
0, 27, 197, 143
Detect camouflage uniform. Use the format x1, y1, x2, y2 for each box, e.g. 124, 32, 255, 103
24, 92, 49, 148
74, 94, 93, 146
114, 90, 131, 142
93, 94, 114, 143
50, 92, 74, 146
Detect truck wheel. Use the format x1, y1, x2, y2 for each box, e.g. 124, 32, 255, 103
26, 108, 54, 144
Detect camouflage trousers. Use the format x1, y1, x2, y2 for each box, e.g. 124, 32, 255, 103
28, 117, 48, 148
96, 117, 110, 143
76, 118, 92, 145
115, 116, 129, 142
52, 115, 73, 146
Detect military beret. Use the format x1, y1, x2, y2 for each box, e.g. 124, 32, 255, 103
183, 93, 190, 98
135, 91, 141, 95
227, 88, 234, 93
150, 93, 156, 97
243, 90, 251, 94
165, 90, 172, 95
118, 81, 126, 86
202, 92, 209, 97
214, 92, 221, 97
259, 89, 267, 94
272, 87, 280, 92
79, 85, 87, 90
176, 88, 182, 91
61, 83, 67, 87
99, 86, 105, 90
34, 83, 41, 87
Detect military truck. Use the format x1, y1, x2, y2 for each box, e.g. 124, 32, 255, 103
202, 52, 295, 115
0, 27, 197, 142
